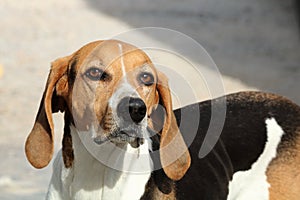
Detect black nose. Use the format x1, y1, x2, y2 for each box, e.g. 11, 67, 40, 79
117, 97, 146, 124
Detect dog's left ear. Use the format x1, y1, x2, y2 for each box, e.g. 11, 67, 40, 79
156, 71, 191, 181
25, 56, 70, 168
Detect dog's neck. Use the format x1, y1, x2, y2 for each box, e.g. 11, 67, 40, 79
64, 125, 153, 200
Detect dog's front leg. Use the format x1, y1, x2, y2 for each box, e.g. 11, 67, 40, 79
46, 150, 73, 200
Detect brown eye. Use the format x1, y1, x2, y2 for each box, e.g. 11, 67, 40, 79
139, 72, 154, 86
85, 67, 110, 81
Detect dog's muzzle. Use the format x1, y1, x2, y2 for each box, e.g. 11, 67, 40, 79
94, 97, 147, 148
116, 97, 147, 148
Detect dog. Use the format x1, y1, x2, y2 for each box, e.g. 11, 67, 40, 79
25, 40, 300, 200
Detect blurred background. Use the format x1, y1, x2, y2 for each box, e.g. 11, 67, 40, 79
0, 0, 299, 199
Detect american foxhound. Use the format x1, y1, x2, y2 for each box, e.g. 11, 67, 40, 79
25, 40, 300, 200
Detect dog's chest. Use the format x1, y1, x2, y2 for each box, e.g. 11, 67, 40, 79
71, 167, 151, 200
68, 128, 153, 200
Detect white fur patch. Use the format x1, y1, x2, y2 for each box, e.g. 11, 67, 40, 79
118, 43, 127, 80
46, 126, 152, 200
227, 118, 284, 200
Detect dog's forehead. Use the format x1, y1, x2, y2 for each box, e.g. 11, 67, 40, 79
74, 40, 153, 72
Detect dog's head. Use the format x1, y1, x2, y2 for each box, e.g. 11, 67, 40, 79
25, 40, 190, 180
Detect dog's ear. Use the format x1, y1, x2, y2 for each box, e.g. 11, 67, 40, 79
156, 71, 191, 181
25, 56, 71, 168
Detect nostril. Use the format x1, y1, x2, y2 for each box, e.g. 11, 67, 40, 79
129, 98, 146, 124
117, 97, 146, 124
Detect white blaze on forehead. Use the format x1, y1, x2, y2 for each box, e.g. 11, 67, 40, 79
227, 118, 284, 200
118, 43, 127, 80
108, 43, 140, 109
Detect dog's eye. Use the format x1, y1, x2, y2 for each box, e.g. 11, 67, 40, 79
139, 72, 154, 86
85, 67, 110, 81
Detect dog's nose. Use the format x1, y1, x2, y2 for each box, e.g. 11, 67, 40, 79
117, 97, 146, 124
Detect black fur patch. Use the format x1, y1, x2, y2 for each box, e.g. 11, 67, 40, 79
68, 57, 78, 88
62, 109, 74, 168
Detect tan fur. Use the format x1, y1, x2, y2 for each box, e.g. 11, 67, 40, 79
151, 186, 176, 200
25, 55, 71, 168
142, 176, 176, 200
25, 39, 191, 181
267, 128, 300, 200
156, 71, 191, 181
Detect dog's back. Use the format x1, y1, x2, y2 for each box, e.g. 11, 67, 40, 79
175, 91, 300, 200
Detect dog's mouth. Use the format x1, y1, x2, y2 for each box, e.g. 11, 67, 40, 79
93, 129, 145, 148
111, 131, 145, 148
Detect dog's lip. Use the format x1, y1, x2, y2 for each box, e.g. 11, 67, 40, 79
93, 130, 144, 148
93, 136, 109, 145
111, 131, 144, 148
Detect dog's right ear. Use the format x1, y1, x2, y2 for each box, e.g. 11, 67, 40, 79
155, 71, 191, 181
25, 55, 71, 168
